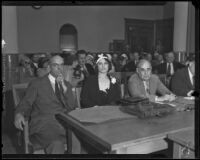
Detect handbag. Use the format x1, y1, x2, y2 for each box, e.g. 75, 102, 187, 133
120, 98, 175, 118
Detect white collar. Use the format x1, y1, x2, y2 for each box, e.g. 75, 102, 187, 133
48, 73, 56, 84
188, 67, 194, 79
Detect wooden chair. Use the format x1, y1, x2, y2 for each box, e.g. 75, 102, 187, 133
12, 83, 45, 154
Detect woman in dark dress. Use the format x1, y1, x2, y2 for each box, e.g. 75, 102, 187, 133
81, 53, 121, 108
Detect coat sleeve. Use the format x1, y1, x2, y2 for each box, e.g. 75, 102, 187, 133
80, 78, 97, 108
156, 76, 172, 96
63, 81, 76, 111
15, 80, 38, 118
171, 70, 188, 96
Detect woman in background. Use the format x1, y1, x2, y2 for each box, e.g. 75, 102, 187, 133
81, 53, 121, 108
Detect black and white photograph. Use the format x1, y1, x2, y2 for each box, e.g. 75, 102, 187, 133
2, 1, 200, 158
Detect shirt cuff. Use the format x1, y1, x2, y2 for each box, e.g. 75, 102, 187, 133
155, 96, 158, 102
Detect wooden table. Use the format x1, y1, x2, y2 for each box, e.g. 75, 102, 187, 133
167, 128, 195, 158
56, 109, 194, 154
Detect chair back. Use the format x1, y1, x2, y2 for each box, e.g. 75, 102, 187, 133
12, 83, 28, 107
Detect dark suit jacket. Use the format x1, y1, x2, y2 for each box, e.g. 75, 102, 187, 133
81, 75, 121, 108
15, 75, 75, 143
171, 67, 194, 96
153, 61, 185, 74
85, 63, 95, 75
122, 61, 137, 72
128, 73, 171, 102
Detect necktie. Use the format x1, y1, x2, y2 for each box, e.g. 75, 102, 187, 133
145, 81, 150, 96
167, 63, 171, 76
55, 81, 65, 108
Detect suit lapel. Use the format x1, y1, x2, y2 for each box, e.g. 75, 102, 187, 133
44, 75, 61, 103
184, 68, 194, 89
137, 74, 146, 95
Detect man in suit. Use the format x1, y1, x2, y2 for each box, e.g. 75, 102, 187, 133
122, 51, 139, 72
73, 50, 95, 86
128, 59, 176, 102
171, 58, 195, 96
153, 51, 185, 76
14, 55, 75, 154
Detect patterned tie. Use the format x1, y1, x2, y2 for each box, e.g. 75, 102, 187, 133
145, 81, 150, 96
55, 81, 65, 108
167, 63, 171, 76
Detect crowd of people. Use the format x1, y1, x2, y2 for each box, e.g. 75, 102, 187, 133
14, 50, 195, 154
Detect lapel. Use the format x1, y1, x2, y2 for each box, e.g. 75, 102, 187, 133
149, 76, 154, 94
184, 68, 194, 89
136, 74, 146, 95
44, 74, 61, 103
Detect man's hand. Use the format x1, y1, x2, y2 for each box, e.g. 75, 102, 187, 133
156, 94, 176, 102
14, 113, 25, 130
57, 74, 67, 93
187, 90, 194, 97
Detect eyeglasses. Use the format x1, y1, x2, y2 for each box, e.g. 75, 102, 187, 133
138, 67, 152, 72
51, 63, 64, 67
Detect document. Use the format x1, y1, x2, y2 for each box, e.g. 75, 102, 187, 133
68, 105, 135, 123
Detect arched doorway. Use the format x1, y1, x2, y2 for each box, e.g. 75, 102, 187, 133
59, 24, 78, 54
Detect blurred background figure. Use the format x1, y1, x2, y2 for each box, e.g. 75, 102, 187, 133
85, 53, 95, 67
116, 53, 128, 72
153, 51, 185, 77
37, 57, 50, 77
18, 55, 37, 83
122, 52, 139, 72
171, 54, 195, 96
143, 53, 152, 62
73, 50, 95, 86
152, 53, 164, 66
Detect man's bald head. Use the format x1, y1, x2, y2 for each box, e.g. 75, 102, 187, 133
50, 55, 64, 64
137, 59, 152, 69
137, 59, 152, 81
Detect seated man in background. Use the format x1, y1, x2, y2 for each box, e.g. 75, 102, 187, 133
122, 51, 139, 72
37, 57, 50, 77
171, 56, 195, 97
73, 50, 95, 86
153, 51, 185, 76
18, 55, 37, 83
14, 55, 75, 154
128, 59, 176, 102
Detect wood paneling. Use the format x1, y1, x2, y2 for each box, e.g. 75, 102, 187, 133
125, 18, 174, 54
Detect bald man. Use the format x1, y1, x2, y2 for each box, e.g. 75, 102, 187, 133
128, 59, 176, 102
14, 55, 75, 154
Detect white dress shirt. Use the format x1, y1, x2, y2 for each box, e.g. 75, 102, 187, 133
167, 63, 174, 75
48, 73, 56, 92
188, 67, 194, 86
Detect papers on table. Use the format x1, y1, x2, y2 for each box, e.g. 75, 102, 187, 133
184, 96, 195, 100
68, 105, 135, 124
155, 96, 194, 111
